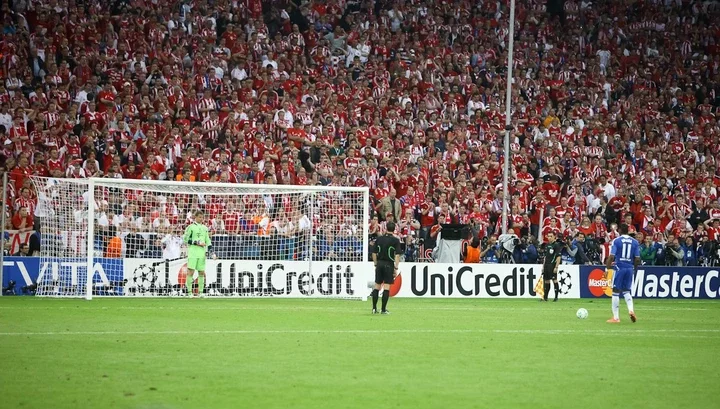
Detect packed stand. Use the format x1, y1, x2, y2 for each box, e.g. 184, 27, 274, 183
1, 0, 720, 266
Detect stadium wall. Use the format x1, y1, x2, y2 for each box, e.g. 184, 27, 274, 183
3, 257, 719, 299
1, 257, 370, 297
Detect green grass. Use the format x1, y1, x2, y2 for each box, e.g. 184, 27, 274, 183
0, 297, 718, 409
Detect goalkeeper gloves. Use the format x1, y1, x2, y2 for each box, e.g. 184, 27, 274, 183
208, 245, 217, 259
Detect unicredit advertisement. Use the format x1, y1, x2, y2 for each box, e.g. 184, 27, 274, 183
390, 263, 580, 298
580, 266, 720, 299
123, 259, 372, 297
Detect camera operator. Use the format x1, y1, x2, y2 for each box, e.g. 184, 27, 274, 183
562, 232, 591, 265
696, 235, 719, 266
559, 235, 574, 264
664, 236, 685, 266
480, 236, 500, 263
587, 232, 610, 263
516, 235, 539, 263
497, 229, 521, 263
682, 237, 698, 266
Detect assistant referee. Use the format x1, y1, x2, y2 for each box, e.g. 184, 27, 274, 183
371, 222, 401, 314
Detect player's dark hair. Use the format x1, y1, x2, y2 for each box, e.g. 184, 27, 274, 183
618, 223, 629, 235
194, 210, 205, 217
386, 221, 396, 232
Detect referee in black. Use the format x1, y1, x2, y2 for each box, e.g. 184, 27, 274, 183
371, 222, 401, 314
542, 232, 563, 302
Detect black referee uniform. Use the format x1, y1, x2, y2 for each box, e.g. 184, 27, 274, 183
372, 231, 401, 314
542, 239, 563, 301
374, 233, 400, 285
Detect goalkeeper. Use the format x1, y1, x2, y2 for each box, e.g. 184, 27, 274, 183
183, 210, 212, 297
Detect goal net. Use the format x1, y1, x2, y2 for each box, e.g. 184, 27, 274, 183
28, 176, 371, 299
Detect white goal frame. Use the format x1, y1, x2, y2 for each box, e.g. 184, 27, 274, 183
33, 176, 371, 299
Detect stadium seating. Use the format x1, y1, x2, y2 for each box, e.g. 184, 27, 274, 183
1, 0, 720, 266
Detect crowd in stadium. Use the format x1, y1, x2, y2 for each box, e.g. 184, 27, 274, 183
1, 0, 720, 266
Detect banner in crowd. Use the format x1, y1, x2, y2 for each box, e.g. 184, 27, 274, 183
580, 266, 720, 299
4, 230, 89, 256
390, 263, 581, 298
4, 231, 35, 255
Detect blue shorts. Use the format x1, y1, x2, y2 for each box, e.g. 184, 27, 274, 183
612, 268, 634, 293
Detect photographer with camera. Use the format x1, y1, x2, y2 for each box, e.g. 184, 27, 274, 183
559, 235, 575, 264
561, 232, 591, 265
480, 236, 500, 263
516, 235, 539, 264
682, 237, 698, 266
664, 235, 685, 266
575, 232, 593, 264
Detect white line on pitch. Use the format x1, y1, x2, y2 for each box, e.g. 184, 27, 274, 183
8, 297, 719, 304
0, 305, 710, 312
0, 328, 718, 337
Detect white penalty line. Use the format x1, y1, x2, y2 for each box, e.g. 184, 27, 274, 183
7, 298, 720, 304
0, 328, 719, 337
0, 305, 710, 312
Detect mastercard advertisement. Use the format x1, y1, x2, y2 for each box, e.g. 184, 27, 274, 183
579, 266, 720, 299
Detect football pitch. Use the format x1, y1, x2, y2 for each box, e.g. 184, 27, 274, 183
0, 297, 718, 409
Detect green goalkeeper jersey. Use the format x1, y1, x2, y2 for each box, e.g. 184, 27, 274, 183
183, 222, 211, 259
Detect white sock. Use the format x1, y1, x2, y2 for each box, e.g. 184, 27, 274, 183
623, 292, 634, 314
612, 294, 620, 320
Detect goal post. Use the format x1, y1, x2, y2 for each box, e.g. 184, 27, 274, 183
86, 177, 95, 300
29, 176, 372, 299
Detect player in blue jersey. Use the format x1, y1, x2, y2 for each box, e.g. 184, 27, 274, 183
605, 224, 640, 323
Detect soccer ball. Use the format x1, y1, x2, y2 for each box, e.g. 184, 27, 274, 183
576, 308, 589, 319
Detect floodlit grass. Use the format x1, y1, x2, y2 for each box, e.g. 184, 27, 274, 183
0, 297, 718, 409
